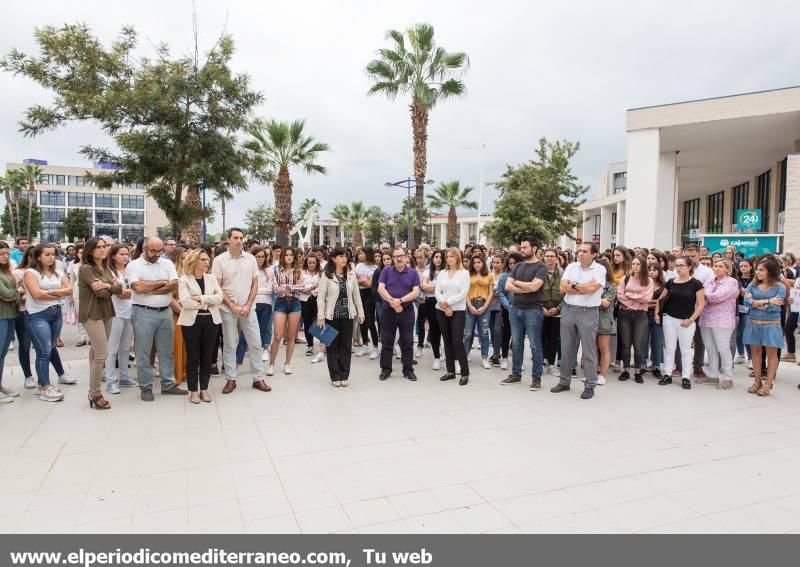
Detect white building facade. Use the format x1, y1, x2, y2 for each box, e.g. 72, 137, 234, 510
580, 86, 800, 253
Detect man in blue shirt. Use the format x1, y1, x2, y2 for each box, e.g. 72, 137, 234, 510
10, 237, 28, 266
377, 248, 421, 381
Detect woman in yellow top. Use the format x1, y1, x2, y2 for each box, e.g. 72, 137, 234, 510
463, 254, 495, 369
611, 246, 631, 285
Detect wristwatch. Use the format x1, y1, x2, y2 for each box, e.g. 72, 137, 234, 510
571, 282, 578, 290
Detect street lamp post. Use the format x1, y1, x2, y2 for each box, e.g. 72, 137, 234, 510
384, 177, 435, 247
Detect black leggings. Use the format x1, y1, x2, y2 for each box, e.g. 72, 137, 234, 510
437, 309, 468, 376
422, 297, 441, 358
501, 307, 511, 359
182, 315, 218, 391
359, 289, 378, 347
301, 296, 318, 348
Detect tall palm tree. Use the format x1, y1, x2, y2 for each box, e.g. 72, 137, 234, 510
427, 180, 478, 246
366, 23, 469, 247
296, 197, 321, 222
245, 119, 330, 246
19, 164, 42, 239
0, 172, 23, 237
331, 201, 369, 249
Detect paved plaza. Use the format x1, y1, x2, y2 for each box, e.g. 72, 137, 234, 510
1, 323, 800, 534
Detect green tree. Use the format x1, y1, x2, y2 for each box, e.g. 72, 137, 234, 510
483, 138, 588, 246
63, 208, 91, 242
363, 206, 390, 245
1, 23, 263, 241
331, 201, 371, 248
366, 23, 469, 247
18, 164, 42, 241
295, 197, 321, 223
243, 202, 275, 242
245, 119, 330, 247
1, 200, 40, 240
393, 197, 431, 246
426, 180, 477, 246
0, 171, 24, 237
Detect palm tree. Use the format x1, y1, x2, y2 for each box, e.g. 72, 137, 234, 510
427, 180, 478, 246
0, 172, 23, 237
296, 197, 321, 222
245, 119, 330, 246
331, 201, 370, 249
19, 164, 42, 239
393, 196, 431, 246
366, 23, 469, 247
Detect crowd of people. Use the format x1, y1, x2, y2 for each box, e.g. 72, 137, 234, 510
0, 229, 797, 408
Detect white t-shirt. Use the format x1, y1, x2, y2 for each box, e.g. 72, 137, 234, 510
110, 268, 132, 319
211, 250, 259, 312
562, 261, 606, 307
692, 263, 714, 285
355, 262, 377, 283
126, 256, 178, 308
24, 268, 63, 314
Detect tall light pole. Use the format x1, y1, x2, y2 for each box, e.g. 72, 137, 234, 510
462, 144, 487, 244
384, 177, 435, 247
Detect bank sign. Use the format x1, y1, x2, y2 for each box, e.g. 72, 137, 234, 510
702, 234, 781, 257
735, 209, 762, 231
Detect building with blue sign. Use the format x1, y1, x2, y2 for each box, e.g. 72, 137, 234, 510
579, 86, 800, 253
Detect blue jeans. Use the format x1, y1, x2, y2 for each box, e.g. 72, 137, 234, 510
641, 312, 664, 369
464, 304, 491, 358
25, 306, 64, 386
736, 311, 751, 358
131, 306, 176, 391
0, 318, 15, 385
510, 307, 544, 378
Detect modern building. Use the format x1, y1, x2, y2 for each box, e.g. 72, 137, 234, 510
4, 160, 169, 243
580, 86, 800, 253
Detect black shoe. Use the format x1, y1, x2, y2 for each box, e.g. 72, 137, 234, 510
459, 375, 469, 386
412, 359, 418, 365
404, 371, 418, 382
529, 378, 541, 391
210, 364, 220, 376
618, 370, 630, 381
501, 374, 521, 385
440, 373, 456, 381
305, 346, 313, 356
580, 388, 594, 400
140, 389, 154, 402
550, 383, 570, 393
634, 373, 644, 384
652, 368, 662, 379
658, 376, 672, 386
681, 378, 691, 390
379, 370, 391, 381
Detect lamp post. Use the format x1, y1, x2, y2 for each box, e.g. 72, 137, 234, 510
384, 177, 435, 247
461, 144, 487, 244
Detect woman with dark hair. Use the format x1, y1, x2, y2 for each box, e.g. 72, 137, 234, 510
743, 256, 785, 396
735, 258, 754, 366
610, 246, 632, 372
641, 261, 666, 379
268, 247, 304, 375
251, 246, 275, 362
79, 237, 124, 409
355, 246, 379, 359
300, 255, 322, 360
104, 243, 136, 394
594, 258, 617, 385
68, 243, 89, 347
616, 255, 654, 384
23, 244, 73, 402
316, 247, 364, 386
495, 253, 522, 370
488, 254, 506, 368
0, 243, 20, 403
421, 249, 444, 370
463, 254, 494, 369
372, 252, 393, 333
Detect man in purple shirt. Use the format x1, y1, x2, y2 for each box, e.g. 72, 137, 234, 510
377, 247, 421, 381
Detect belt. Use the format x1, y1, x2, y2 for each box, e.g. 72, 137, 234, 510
564, 303, 599, 311
133, 304, 170, 312
196, 311, 213, 316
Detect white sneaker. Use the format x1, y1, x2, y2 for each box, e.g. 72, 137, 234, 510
432, 358, 441, 371
58, 374, 77, 385
107, 382, 120, 395
7, 341, 14, 351
455, 361, 461, 375
24, 376, 35, 389
39, 386, 64, 402
0, 391, 14, 404
747, 359, 753, 369
284, 365, 292, 375
266, 365, 274, 376
597, 375, 606, 385
500, 358, 508, 370
262, 350, 270, 363
467, 351, 472, 362
547, 366, 560, 377
355, 346, 368, 357
369, 347, 379, 360
734, 355, 745, 365
1, 386, 19, 398
481, 358, 491, 369
311, 352, 325, 363
415, 346, 423, 358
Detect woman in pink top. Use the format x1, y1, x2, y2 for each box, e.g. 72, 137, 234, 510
616, 255, 654, 384
698, 258, 740, 389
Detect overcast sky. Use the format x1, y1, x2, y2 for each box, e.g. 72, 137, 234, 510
2, 0, 798, 234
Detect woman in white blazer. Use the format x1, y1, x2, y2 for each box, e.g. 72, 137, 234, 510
316, 247, 365, 387
178, 249, 224, 404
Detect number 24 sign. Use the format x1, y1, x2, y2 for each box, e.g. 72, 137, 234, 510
736, 209, 761, 231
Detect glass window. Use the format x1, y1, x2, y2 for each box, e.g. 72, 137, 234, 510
779, 158, 787, 214
613, 171, 627, 194
40, 191, 64, 206
95, 193, 119, 208
67, 175, 87, 186
68, 192, 93, 207
95, 225, 119, 239
38, 174, 50, 185
40, 224, 64, 243
467, 223, 478, 243
120, 225, 144, 243
95, 209, 119, 224
731, 183, 749, 225
41, 207, 66, 222
706, 191, 724, 234
683, 198, 700, 234
121, 195, 144, 209
757, 170, 771, 231
121, 210, 144, 224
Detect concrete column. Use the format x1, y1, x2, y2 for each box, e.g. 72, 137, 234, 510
317, 224, 323, 246
599, 206, 613, 250
783, 154, 800, 253
624, 128, 677, 248
616, 200, 626, 248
